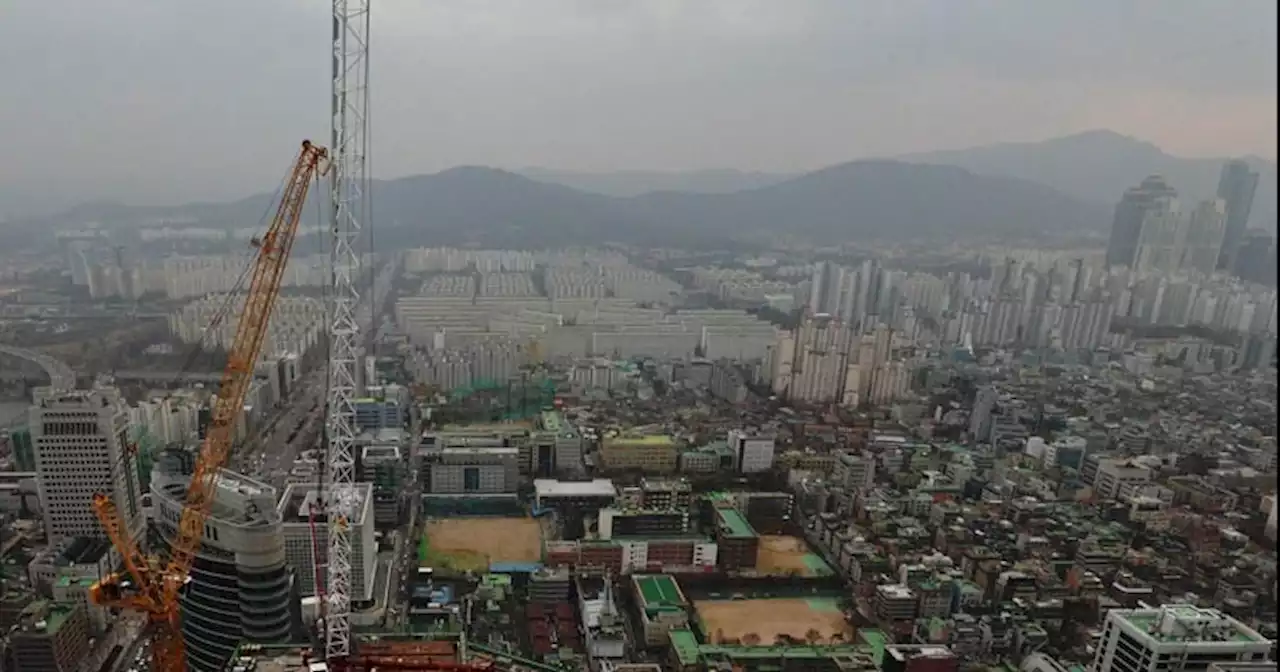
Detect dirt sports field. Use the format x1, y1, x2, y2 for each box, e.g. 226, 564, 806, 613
424, 518, 542, 570
696, 597, 852, 644
756, 535, 812, 574
756, 535, 833, 577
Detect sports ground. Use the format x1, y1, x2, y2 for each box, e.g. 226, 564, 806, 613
756, 535, 835, 577
696, 597, 852, 644
419, 517, 542, 571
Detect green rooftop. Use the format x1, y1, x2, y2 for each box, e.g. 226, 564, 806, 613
669, 628, 700, 665
635, 574, 685, 609
859, 628, 887, 666
716, 507, 757, 539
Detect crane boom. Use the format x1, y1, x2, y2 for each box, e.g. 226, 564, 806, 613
163, 140, 327, 598
90, 140, 329, 672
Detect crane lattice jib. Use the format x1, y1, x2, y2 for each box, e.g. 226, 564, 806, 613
90, 141, 328, 672
165, 140, 328, 602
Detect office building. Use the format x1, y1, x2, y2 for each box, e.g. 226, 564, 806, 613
151, 452, 294, 672
1216, 160, 1261, 273
599, 435, 679, 474
5, 600, 92, 672
597, 507, 691, 539
279, 483, 376, 603
30, 387, 144, 544
1089, 605, 1271, 672
726, 429, 775, 474
1107, 176, 1178, 268
421, 436, 519, 495
359, 442, 405, 528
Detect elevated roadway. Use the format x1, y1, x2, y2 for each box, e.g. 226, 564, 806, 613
0, 344, 76, 390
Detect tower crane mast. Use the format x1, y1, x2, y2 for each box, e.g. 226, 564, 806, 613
90, 141, 329, 672
325, 0, 370, 662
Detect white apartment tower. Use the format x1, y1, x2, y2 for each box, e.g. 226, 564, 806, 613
31, 387, 145, 543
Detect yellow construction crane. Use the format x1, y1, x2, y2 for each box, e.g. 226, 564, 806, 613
90, 141, 329, 672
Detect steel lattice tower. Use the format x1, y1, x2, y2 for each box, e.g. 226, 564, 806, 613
325, 0, 369, 661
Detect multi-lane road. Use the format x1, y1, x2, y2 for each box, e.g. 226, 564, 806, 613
232, 367, 327, 488
0, 343, 76, 390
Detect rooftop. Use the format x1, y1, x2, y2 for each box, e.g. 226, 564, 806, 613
15, 600, 75, 636
1115, 605, 1269, 644
604, 434, 675, 448
668, 629, 700, 665
634, 574, 685, 608
715, 506, 757, 539
534, 478, 617, 498
279, 482, 371, 524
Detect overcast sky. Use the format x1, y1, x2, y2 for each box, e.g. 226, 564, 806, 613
1, 0, 1275, 208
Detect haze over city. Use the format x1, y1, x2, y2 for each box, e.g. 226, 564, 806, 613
1, 0, 1275, 211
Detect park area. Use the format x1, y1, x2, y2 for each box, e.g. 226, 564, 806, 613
419, 517, 542, 572
756, 535, 835, 577
696, 597, 852, 646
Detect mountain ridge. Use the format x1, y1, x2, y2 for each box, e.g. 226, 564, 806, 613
11, 159, 1108, 247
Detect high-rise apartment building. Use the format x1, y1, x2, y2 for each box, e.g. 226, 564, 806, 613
1107, 176, 1178, 269
30, 387, 144, 544
1215, 160, 1260, 273
1089, 605, 1271, 672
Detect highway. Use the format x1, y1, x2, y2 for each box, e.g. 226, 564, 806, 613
232, 366, 327, 489
0, 344, 76, 390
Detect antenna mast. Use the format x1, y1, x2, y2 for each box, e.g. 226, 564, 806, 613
325, 0, 369, 661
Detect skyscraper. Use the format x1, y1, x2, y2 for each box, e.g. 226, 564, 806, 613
1215, 159, 1260, 273
150, 453, 295, 672
30, 387, 144, 544
1180, 199, 1228, 276
1107, 176, 1178, 269
1234, 229, 1277, 287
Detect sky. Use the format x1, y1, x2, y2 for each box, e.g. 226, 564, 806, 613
0, 0, 1275, 210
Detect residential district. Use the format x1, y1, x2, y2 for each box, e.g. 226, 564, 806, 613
0, 166, 1276, 672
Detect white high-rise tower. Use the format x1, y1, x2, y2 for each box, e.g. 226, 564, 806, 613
31, 387, 144, 544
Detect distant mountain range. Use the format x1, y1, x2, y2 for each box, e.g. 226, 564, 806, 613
12, 161, 1107, 247
516, 167, 791, 197
9, 130, 1273, 245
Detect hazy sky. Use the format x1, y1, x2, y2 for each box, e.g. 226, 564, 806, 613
1, 0, 1275, 208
